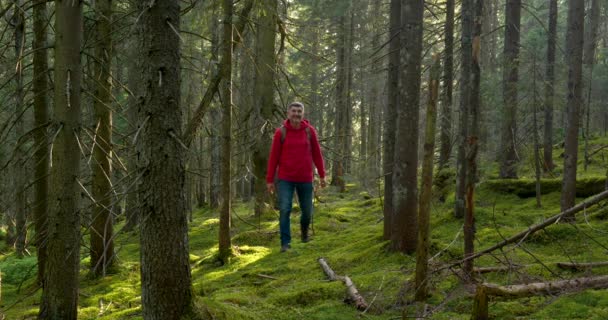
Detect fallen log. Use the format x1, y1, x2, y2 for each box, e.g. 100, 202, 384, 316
318, 257, 369, 311
444, 189, 608, 271
557, 261, 608, 271
472, 275, 608, 319
473, 265, 525, 274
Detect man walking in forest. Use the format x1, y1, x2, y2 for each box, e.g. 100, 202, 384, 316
267, 102, 326, 252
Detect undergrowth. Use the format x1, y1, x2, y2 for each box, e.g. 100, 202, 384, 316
2, 136, 608, 319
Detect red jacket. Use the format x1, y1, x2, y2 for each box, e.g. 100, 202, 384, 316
266, 119, 326, 183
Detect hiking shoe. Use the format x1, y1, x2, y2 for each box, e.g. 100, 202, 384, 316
301, 227, 310, 243
280, 244, 291, 252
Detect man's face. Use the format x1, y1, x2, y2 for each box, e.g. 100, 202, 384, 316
287, 106, 304, 124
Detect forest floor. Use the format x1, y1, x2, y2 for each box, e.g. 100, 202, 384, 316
3, 137, 608, 319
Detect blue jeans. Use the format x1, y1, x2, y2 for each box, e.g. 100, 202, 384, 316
277, 179, 313, 246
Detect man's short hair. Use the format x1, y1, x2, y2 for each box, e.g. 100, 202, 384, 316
288, 101, 305, 111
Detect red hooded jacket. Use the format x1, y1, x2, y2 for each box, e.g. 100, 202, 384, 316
266, 119, 326, 183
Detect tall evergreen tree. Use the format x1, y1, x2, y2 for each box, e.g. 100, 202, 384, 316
137, 0, 194, 317
561, 0, 586, 217
38, 0, 83, 317
543, 0, 558, 172
391, 0, 423, 253
499, 0, 521, 178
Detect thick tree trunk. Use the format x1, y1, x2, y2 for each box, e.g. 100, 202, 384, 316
332, 13, 348, 192
499, 0, 521, 179
438, 0, 454, 170
391, 0, 423, 254
90, 0, 115, 276
383, 0, 400, 240
32, 0, 49, 284
38, 0, 83, 317
252, 0, 278, 214
218, 0, 233, 264
415, 54, 440, 302
560, 0, 585, 218
137, 0, 193, 317
543, 0, 558, 173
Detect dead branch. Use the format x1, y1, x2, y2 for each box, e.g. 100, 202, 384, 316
473, 275, 608, 319
318, 258, 369, 310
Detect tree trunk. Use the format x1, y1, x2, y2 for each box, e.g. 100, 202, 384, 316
137, 0, 193, 317
252, 0, 278, 214
32, 0, 49, 284
543, 0, 558, 173
90, 0, 115, 277
368, 0, 382, 183
13, 0, 26, 258
332, 12, 348, 192
583, 0, 601, 66
391, 0, 422, 254
499, 0, 521, 179
218, 0, 233, 264
383, 0, 400, 240
455, 0, 474, 218
463, 0, 483, 280
38, 0, 83, 317
438, 0, 454, 170
415, 54, 440, 302
560, 0, 585, 218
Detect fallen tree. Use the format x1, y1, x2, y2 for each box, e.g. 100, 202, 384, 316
557, 261, 608, 271
472, 275, 608, 319
318, 258, 369, 311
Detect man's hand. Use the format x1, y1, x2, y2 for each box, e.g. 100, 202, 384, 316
320, 177, 327, 188
267, 183, 275, 194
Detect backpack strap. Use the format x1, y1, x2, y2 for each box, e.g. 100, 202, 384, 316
280, 125, 311, 144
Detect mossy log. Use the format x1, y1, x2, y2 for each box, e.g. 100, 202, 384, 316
557, 261, 608, 271
318, 258, 369, 311
484, 177, 606, 198
472, 275, 608, 320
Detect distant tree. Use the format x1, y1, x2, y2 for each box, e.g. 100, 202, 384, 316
90, 0, 115, 276
415, 54, 440, 301
383, 0, 400, 240
12, 0, 26, 257
455, 0, 474, 219
38, 0, 83, 317
561, 0, 586, 218
464, 0, 483, 280
219, 0, 233, 264
543, 0, 558, 173
438, 0, 455, 170
136, 0, 194, 317
499, 0, 521, 179
391, 0, 423, 253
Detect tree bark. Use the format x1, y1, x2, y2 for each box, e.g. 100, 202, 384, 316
383, 0, 400, 240
391, 0, 423, 253
499, 0, 521, 179
415, 54, 440, 302
137, 0, 194, 317
38, 0, 83, 317
90, 0, 115, 277
32, 0, 49, 284
560, 0, 586, 218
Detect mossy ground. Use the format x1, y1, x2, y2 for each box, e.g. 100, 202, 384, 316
3, 137, 608, 319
